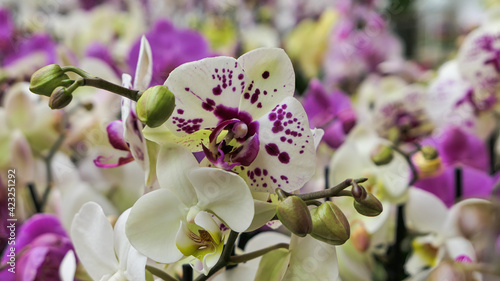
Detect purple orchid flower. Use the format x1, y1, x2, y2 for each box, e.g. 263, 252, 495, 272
128, 19, 212, 87
0, 8, 14, 60
302, 78, 356, 148
3, 33, 57, 67
0, 214, 74, 281
414, 126, 492, 207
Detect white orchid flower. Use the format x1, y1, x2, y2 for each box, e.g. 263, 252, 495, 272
71, 202, 147, 281
126, 143, 254, 275
329, 125, 410, 240
404, 188, 488, 277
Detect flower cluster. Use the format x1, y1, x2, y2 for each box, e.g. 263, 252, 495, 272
1, 1, 500, 281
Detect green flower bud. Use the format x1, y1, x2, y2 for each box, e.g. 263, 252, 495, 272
370, 144, 394, 166
353, 193, 383, 217
276, 196, 313, 237
136, 85, 176, 128
49, 87, 73, 109
421, 145, 439, 160
310, 201, 350, 245
30, 64, 71, 97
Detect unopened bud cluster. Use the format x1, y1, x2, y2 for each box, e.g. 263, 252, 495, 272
274, 183, 383, 245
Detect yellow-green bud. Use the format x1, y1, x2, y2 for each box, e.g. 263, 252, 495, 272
276, 196, 313, 237
310, 201, 350, 245
49, 87, 73, 109
370, 144, 394, 166
421, 145, 439, 160
30, 64, 71, 97
136, 85, 175, 128
353, 193, 383, 217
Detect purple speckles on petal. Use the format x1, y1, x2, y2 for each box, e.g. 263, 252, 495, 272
212, 84, 222, 95
177, 109, 184, 114
250, 92, 259, 104
265, 143, 280, 156
263, 169, 268, 176
278, 152, 290, 164
269, 113, 277, 121
280, 136, 286, 142
244, 92, 250, 99
262, 71, 270, 79
238, 73, 244, 80
257, 102, 263, 108
254, 168, 262, 176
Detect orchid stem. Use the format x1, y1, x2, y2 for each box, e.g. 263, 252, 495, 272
82, 77, 140, 102
284, 178, 367, 201
194, 230, 239, 281
145, 265, 177, 281
229, 243, 289, 264
61, 66, 94, 79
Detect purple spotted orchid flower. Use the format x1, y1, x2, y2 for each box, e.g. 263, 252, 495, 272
128, 19, 212, 87
414, 126, 493, 207
164, 48, 318, 192
302, 78, 356, 148
0, 214, 74, 281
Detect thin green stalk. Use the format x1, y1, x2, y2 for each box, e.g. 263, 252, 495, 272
82, 77, 140, 101
229, 243, 289, 264
61, 66, 94, 79
284, 178, 367, 201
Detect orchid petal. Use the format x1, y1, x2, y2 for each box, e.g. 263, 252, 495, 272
133, 36, 153, 91
143, 125, 212, 152
443, 198, 491, 238
194, 211, 223, 243
329, 141, 373, 186
5, 83, 35, 131
71, 202, 118, 280
165, 56, 247, 136
246, 199, 277, 232
156, 142, 198, 206
282, 235, 339, 281
93, 154, 135, 168
237, 48, 295, 119
188, 167, 254, 232
405, 188, 448, 234
106, 120, 129, 151
126, 189, 186, 263
121, 98, 147, 167
59, 250, 76, 281
245, 97, 316, 192
376, 151, 410, 199
254, 248, 290, 281
113, 208, 147, 281
444, 237, 476, 262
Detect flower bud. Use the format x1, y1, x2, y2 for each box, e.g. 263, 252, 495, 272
353, 193, 383, 217
370, 144, 394, 166
49, 87, 73, 109
276, 196, 313, 237
412, 147, 442, 178
421, 145, 439, 160
310, 201, 350, 245
136, 85, 175, 128
29, 64, 71, 97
